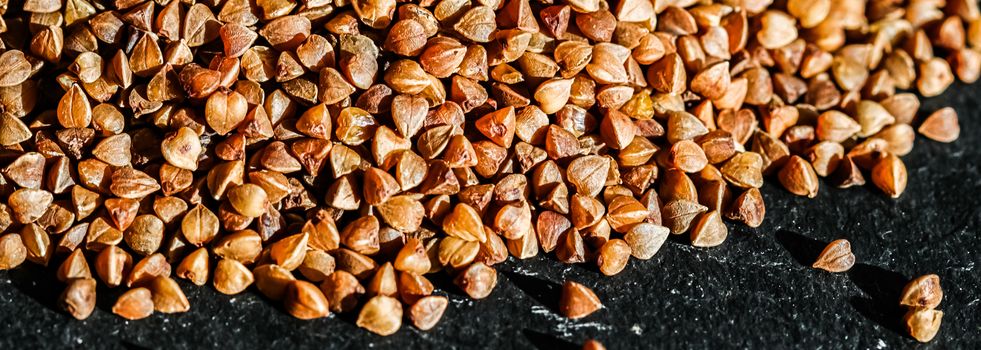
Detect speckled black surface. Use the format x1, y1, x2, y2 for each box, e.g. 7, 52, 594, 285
2, 84, 980, 350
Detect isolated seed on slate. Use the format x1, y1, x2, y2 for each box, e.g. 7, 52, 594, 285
812, 239, 856, 272
582, 339, 607, 350
560, 281, 603, 319
918, 107, 960, 143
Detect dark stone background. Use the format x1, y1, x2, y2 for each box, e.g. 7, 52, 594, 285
2, 83, 980, 350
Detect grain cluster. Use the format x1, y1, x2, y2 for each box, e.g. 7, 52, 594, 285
0, 0, 968, 341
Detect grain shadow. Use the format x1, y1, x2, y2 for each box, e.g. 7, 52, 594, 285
665, 232, 691, 246
6, 263, 62, 314
774, 229, 826, 267
501, 271, 562, 314
428, 271, 468, 299
847, 263, 908, 336
522, 329, 579, 350
120, 340, 152, 350
331, 306, 360, 328
94, 282, 128, 314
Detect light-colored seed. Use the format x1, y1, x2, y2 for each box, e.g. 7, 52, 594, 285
918, 107, 960, 143
623, 223, 669, 260
918, 58, 954, 97
357, 295, 403, 336
854, 101, 895, 137
757, 11, 797, 49
721, 152, 764, 189
161, 127, 202, 170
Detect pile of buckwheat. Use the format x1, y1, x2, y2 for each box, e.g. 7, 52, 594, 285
0, 0, 967, 342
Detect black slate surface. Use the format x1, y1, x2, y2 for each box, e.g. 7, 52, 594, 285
2, 84, 980, 350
